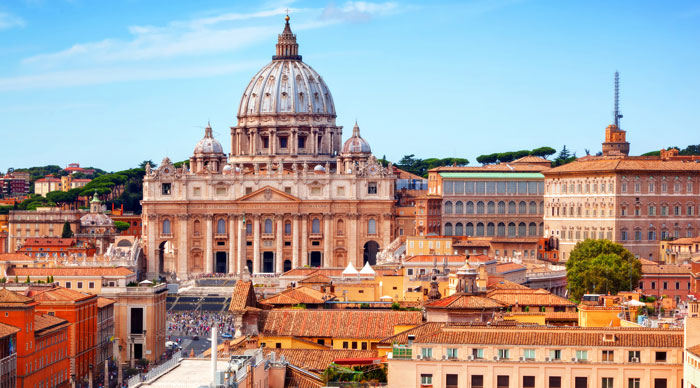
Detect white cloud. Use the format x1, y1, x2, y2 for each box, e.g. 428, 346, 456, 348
0, 12, 26, 30
321, 1, 399, 22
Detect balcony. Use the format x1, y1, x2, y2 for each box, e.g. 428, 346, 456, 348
214, 233, 228, 239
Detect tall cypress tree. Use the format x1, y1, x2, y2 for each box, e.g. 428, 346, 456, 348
61, 221, 74, 238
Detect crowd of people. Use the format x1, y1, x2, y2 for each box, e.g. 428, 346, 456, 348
166, 311, 236, 339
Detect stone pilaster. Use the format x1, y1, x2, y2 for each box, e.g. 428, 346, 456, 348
301, 215, 308, 266
275, 215, 284, 273
228, 215, 236, 274
253, 215, 261, 273
205, 214, 213, 273
177, 214, 189, 278
323, 214, 332, 267
292, 214, 300, 269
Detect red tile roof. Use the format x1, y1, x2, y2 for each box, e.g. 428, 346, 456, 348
299, 274, 332, 284
9, 267, 134, 277
425, 293, 506, 310
688, 344, 700, 358
229, 281, 257, 312
260, 310, 422, 339
28, 286, 95, 303
641, 264, 691, 275
404, 255, 466, 264
495, 263, 527, 273
378, 322, 446, 345
0, 288, 34, 305
266, 349, 378, 372
97, 297, 115, 308
545, 156, 700, 175
0, 322, 20, 338
34, 313, 69, 334
260, 287, 331, 306
487, 278, 529, 290
486, 289, 575, 307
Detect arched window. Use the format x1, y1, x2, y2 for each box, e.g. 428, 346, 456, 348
476, 201, 485, 214
528, 222, 537, 236
444, 201, 453, 214
539, 201, 544, 214
498, 201, 506, 214
519, 201, 527, 214
285, 221, 292, 235
368, 219, 376, 235
466, 223, 474, 236
466, 201, 474, 214
508, 222, 516, 237
518, 222, 526, 236
337, 219, 345, 236
529, 201, 537, 215
264, 219, 273, 234
455, 222, 463, 236
455, 201, 463, 214
476, 222, 484, 236
194, 220, 201, 236
217, 219, 226, 234
444, 223, 453, 236
312, 218, 320, 234
508, 201, 516, 214
487, 201, 495, 214
497, 222, 506, 236
486, 222, 495, 236
162, 219, 171, 234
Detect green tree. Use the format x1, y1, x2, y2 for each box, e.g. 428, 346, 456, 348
530, 146, 556, 159
61, 221, 74, 238
566, 239, 642, 301
139, 160, 157, 169
114, 221, 131, 232
476, 153, 498, 165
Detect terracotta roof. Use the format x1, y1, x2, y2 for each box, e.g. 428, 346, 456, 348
688, 344, 700, 358
267, 349, 378, 372
378, 322, 446, 345
299, 274, 332, 284
453, 240, 491, 247
544, 156, 700, 175
489, 237, 540, 243
0, 253, 33, 261
0, 322, 20, 338
638, 258, 658, 265
431, 162, 549, 173
21, 238, 76, 247
393, 167, 424, 181
487, 278, 529, 290
9, 267, 134, 277
229, 281, 257, 312
545, 312, 579, 321
260, 287, 331, 306
486, 289, 575, 307
259, 310, 422, 339
412, 325, 682, 348
425, 293, 506, 309
28, 286, 94, 303
0, 288, 34, 305
285, 365, 324, 388
467, 255, 496, 263
641, 264, 691, 275
512, 155, 552, 165
97, 297, 115, 308
34, 313, 69, 334
404, 255, 466, 264
281, 267, 396, 278
495, 263, 527, 274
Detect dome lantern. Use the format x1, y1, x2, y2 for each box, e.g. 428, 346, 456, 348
273, 15, 301, 61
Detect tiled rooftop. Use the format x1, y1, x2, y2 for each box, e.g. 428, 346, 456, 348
425, 293, 506, 309
9, 266, 134, 277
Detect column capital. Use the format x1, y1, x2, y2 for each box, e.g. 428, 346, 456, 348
275, 214, 285, 221
347, 213, 361, 220
204, 214, 214, 220
323, 214, 333, 220
176, 214, 189, 220
382, 213, 393, 220
147, 214, 158, 220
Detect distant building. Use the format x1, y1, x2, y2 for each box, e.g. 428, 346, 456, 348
16, 237, 96, 259
63, 163, 95, 176
33, 174, 62, 196
0, 170, 30, 198
8, 208, 81, 252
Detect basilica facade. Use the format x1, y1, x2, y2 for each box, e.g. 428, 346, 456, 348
141, 17, 395, 278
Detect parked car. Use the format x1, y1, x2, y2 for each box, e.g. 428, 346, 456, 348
193, 335, 199, 341
221, 333, 233, 339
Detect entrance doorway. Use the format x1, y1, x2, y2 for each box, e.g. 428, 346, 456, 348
309, 251, 322, 267
157, 241, 166, 274
215, 252, 227, 273
134, 343, 143, 360
283, 260, 292, 272
263, 252, 275, 273
363, 241, 379, 265
246, 260, 253, 274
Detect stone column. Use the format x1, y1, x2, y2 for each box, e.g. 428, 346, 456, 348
291, 128, 298, 155
253, 215, 261, 273
228, 216, 236, 275
177, 214, 189, 278
292, 214, 300, 269
382, 213, 392, 248
323, 215, 332, 267
275, 216, 283, 273
205, 215, 213, 273
301, 215, 308, 267
237, 214, 246, 275
311, 128, 318, 156
348, 213, 359, 267
270, 129, 277, 155
147, 214, 157, 276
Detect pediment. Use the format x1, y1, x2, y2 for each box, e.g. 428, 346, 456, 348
236, 186, 301, 203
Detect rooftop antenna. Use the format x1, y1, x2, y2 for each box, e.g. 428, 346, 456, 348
614, 71, 623, 127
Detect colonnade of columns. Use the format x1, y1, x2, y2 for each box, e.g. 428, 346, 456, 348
146, 211, 392, 278
230, 126, 341, 157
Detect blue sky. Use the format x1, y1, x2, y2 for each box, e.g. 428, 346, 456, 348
1, 0, 699, 172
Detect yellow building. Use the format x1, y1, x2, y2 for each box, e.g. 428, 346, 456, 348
7, 266, 137, 293
405, 236, 454, 256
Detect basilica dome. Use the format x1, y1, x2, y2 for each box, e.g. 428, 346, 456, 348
194, 123, 224, 155
237, 18, 335, 119
342, 122, 371, 155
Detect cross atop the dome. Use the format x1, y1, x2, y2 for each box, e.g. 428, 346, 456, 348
273, 12, 301, 61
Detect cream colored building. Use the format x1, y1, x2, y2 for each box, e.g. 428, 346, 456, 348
405, 236, 454, 256
141, 17, 395, 278
8, 208, 80, 251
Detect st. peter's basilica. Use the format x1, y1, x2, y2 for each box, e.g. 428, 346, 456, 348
142, 17, 395, 278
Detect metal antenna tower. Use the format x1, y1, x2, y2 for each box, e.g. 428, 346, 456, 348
614, 71, 623, 127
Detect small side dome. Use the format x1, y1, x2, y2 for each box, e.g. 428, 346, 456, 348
222, 165, 233, 174
342, 122, 371, 155
314, 164, 326, 173
194, 123, 224, 155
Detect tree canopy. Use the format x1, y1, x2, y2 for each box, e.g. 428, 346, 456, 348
397, 155, 469, 177
61, 221, 74, 238
642, 144, 700, 157
476, 146, 557, 165
114, 221, 131, 232
566, 239, 641, 301
551, 145, 577, 167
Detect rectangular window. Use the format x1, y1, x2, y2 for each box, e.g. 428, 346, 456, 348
65, 281, 71, 288
343, 341, 348, 349
523, 376, 535, 388
77, 282, 83, 289
498, 349, 509, 359
655, 351, 667, 362
602, 350, 614, 361
421, 347, 432, 359
351, 341, 357, 349
445, 374, 458, 388
88, 282, 94, 289
368, 182, 377, 194
454, 181, 464, 194
161, 183, 172, 195
576, 350, 588, 360
654, 379, 667, 388
443, 181, 453, 195
549, 377, 561, 388
279, 136, 288, 148
298, 135, 306, 149
420, 374, 432, 385
628, 378, 640, 388
575, 377, 588, 388
602, 377, 614, 388
472, 348, 484, 359
447, 348, 458, 359
130, 307, 143, 334
497, 375, 509, 388
475, 181, 485, 194
549, 349, 562, 360
622, 183, 627, 193
523, 349, 535, 360
471, 375, 484, 388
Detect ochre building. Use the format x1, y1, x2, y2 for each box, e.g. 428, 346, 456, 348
141, 17, 395, 278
